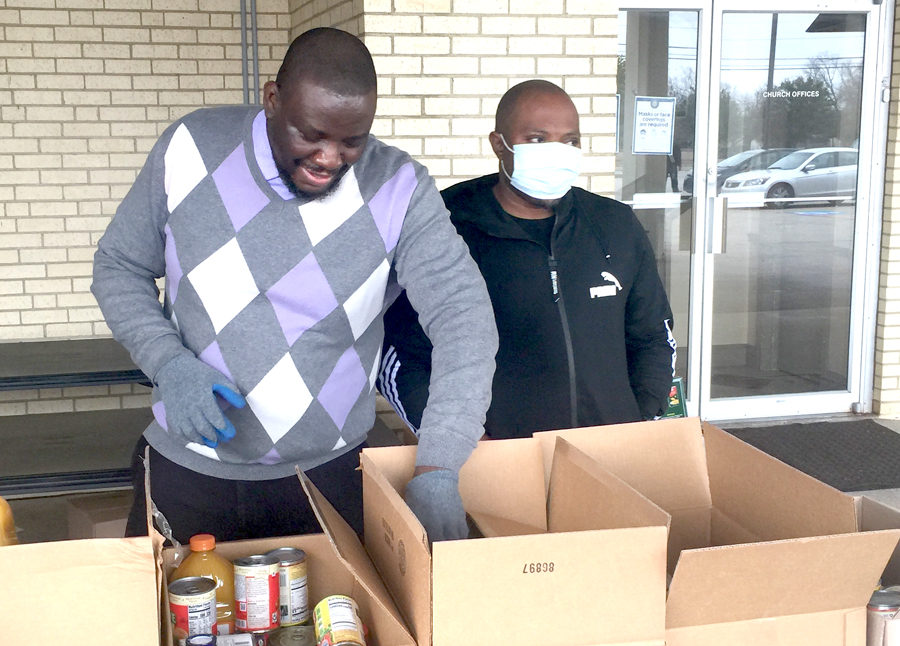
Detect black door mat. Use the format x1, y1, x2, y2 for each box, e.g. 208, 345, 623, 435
727, 420, 900, 492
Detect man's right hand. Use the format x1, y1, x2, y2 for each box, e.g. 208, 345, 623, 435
154, 354, 246, 448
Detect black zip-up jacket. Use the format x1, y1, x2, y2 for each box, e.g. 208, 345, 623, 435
379, 174, 675, 439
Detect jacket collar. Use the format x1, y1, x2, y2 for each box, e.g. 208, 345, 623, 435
448, 173, 577, 241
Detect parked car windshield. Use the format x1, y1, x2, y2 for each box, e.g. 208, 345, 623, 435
768, 152, 815, 170
719, 150, 760, 168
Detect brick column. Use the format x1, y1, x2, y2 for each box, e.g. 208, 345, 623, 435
876, 78, 900, 414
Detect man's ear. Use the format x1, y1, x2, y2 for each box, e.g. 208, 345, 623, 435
262, 81, 279, 118
488, 131, 505, 160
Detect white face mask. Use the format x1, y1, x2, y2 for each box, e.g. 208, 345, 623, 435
500, 134, 582, 200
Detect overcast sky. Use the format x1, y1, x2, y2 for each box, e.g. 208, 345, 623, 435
619, 10, 866, 95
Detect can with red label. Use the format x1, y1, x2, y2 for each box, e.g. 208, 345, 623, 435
169, 577, 218, 646
234, 554, 280, 633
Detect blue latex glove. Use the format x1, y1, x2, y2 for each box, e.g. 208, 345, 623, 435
404, 469, 468, 543
154, 354, 246, 448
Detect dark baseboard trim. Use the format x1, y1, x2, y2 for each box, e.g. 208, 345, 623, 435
0, 370, 150, 391
0, 469, 132, 499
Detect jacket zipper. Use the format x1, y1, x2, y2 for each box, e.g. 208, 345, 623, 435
549, 254, 578, 428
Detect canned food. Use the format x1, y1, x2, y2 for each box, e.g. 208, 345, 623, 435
169, 577, 218, 646
868, 589, 900, 646
216, 633, 271, 646
268, 625, 315, 646
186, 636, 217, 646
215, 635, 259, 646
266, 547, 310, 627
313, 595, 366, 646
234, 555, 281, 633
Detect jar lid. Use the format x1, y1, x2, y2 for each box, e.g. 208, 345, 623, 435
189, 533, 216, 551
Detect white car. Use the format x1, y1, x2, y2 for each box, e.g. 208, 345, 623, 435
720, 147, 858, 205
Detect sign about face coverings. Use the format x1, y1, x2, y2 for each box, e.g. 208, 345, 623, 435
632, 96, 676, 155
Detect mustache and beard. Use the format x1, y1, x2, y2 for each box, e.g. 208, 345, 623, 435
276, 159, 351, 202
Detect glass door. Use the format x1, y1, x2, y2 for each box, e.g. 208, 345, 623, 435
617, 0, 890, 420
702, 2, 887, 419
617, 5, 710, 417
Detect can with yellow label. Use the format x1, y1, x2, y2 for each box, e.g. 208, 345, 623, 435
313, 595, 366, 646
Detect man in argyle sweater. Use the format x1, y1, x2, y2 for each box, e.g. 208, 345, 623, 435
92, 28, 497, 544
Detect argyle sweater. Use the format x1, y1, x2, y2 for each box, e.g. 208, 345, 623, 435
92, 105, 497, 480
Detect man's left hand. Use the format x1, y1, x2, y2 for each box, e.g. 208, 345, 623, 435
404, 468, 467, 543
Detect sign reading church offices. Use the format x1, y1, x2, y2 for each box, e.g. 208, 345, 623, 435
762, 89, 820, 98
632, 96, 676, 155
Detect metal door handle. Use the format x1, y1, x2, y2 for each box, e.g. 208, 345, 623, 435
708, 196, 727, 254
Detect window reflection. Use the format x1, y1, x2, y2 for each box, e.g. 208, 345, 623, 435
711, 13, 866, 398
616, 10, 700, 394
718, 13, 864, 199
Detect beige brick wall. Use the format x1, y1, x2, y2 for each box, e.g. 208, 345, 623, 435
0, 0, 291, 414
875, 8, 900, 415
290, 0, 617, 192
289, 0, 363, 35
353, 0, 619, 193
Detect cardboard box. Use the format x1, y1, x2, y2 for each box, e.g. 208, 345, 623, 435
0, 534, 163, 645
857, 495, 900, 586
159, 470, 416, 646
362, 436, 671, 646
536, 417, 900, 646
67, 490, 133, 539
2, 467, 415, 646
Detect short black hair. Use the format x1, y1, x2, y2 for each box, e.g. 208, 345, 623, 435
495, 80, 571, 133
276, 28, 377, 97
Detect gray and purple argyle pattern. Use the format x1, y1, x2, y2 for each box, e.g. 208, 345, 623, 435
149, 118, 418, 469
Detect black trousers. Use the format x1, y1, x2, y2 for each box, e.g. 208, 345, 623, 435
125, 436, 366, 544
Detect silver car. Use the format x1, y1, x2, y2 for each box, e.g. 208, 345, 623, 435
720, 147, 858, 205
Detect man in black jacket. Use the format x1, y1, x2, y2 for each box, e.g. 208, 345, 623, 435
379, 80, 675, 439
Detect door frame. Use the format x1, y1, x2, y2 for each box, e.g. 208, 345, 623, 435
700, 0, 891, 420
617, 1, 713, 418
618, 0, 893, 421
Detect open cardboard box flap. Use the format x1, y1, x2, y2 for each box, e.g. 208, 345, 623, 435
0, 534, 163, 645
458, 436, 549, 528
360, 447, 432, 646
360, 437, 548, 529
857, 495, 900, 585
537, 418, 712, 564
702, 422, 858, 541
363, 436, 670, 646
537, 418, 712, 515
469, 437, 671, 537
295, 467, 417, 644
547, 436, 671, 533
666, 529, 900, 628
